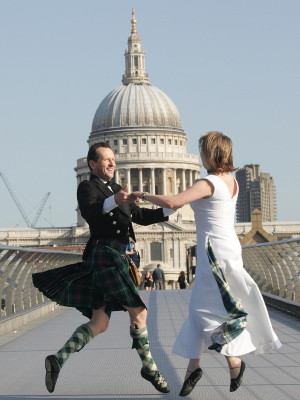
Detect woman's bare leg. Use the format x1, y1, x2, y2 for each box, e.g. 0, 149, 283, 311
185, 358, 201, 380
225, 356, 242, 379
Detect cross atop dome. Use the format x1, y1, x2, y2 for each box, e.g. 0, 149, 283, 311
122, 9, 150, 85
131, 8, 137, 33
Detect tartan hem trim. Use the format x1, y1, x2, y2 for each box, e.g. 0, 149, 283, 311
206, 238, 248, 353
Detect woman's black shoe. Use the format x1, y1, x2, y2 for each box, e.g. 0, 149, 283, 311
179, 368, 203, 397
230, 360, 245, 392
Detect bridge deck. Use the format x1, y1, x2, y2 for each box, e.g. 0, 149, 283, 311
0, 290, 299, 400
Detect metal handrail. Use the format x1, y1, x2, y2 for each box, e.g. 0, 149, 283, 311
0, 245, 81, 319
242, 238, 300, 302
1, 237, 299, 322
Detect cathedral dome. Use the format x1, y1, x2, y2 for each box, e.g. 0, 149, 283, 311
91, 83, 183, 134
90, 9, 184, 136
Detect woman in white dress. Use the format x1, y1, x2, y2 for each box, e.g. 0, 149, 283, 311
132, 131, 281, 395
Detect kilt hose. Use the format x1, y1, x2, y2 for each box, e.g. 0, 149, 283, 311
32, 239, 146, 319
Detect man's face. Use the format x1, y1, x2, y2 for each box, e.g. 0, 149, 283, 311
89, 147, 116, 181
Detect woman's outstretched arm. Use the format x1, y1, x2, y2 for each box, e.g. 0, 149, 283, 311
132, 179, 214, 209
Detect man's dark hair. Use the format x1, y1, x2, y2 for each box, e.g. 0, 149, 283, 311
87, 142, 112, 171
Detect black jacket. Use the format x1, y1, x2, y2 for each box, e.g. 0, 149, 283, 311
77, 174, 168, 257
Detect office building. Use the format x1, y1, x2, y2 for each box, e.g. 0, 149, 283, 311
236, 164, 277, 222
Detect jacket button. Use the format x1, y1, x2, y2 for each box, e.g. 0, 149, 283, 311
116, 230, 120, 234
109, 212, 113, 216
112, 221, 116, 225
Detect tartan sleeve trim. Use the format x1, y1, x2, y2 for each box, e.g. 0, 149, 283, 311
206, 238, 248, 353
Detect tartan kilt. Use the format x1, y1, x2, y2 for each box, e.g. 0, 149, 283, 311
32, 240, 145, 319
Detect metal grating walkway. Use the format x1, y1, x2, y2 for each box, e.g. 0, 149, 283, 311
0, 290, 299, 400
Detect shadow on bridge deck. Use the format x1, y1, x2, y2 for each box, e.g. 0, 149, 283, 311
0, 290, 299, 400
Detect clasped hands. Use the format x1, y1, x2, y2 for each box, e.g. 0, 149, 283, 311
114, 186, 146, 205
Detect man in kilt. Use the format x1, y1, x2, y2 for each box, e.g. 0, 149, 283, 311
32, 142, 173, 394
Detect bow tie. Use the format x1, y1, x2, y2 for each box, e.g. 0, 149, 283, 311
105, 179, 115, 187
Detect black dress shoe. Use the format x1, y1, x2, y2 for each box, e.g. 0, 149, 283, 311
45, 355, 61, 393
230, 360, 246, 392
141, 368, 170, 393
179, 368, 203, 397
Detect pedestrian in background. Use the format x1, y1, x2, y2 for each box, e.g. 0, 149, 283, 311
152, 264, 165, 290
144, 270, 154, 291
178, 271, 189, 289
128, 241, 141, 268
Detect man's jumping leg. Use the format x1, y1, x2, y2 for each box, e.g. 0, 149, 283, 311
45, 306, 109, 393
126, 306, 170, 393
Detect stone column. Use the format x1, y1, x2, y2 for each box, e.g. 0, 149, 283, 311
144, 238, 150, 266
162, 169, 167, 195
151, 168, 155, 194
139, 168, 143, 191
182, 169, 186, 191
115, 169, 119, 184
173, 169, 177, 194
174, 238, 180, 271
126, 169, 131, 192
172, 236, 176, 269
180, 240, 187, 278
189, 169, 193, 187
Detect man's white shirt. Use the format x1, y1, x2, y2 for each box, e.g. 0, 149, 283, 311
100, 178, 175, 216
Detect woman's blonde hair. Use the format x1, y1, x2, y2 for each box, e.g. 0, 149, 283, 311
199, 131, 237, 173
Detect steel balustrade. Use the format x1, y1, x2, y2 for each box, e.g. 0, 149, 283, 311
0, 238, 299, 321
0, 245, 81, 319
242, 238, 300, 302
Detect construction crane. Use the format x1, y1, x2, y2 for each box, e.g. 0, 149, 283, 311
0, 171, 51, 228
30, 191, 51, 227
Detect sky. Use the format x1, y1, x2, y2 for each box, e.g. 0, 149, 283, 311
0, 0, 299, 228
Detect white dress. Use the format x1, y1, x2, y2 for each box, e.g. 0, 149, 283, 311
173, 174, 282, 358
